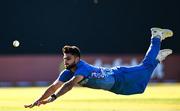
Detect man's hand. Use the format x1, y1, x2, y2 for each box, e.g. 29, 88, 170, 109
24, 100, 39, 108
36, 97, 56, 106
24, 81, 63, 108
24, 97, 56, 108
24, 104, 35, 108
39, 97, 56, 105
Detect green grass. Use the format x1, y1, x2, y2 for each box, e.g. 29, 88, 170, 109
0, 83, 180, 111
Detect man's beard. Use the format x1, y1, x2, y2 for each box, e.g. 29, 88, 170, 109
65, 62, 76, 70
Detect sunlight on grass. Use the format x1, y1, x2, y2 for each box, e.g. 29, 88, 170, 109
0, 83, 180, 111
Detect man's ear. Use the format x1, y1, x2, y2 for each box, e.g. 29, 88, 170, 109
75, 56, 80, 63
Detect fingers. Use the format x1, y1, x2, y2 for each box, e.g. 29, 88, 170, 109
24, 100, 49, 108
24, 104, 30, 108
24, 104, 35, 108
24, 101, 38, 108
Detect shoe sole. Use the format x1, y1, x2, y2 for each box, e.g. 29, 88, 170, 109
157, 49, 173, 62
151, 28, 173, 40
159, 49, 173, 56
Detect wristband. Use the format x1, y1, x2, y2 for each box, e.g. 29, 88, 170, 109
51, 94, 57, 99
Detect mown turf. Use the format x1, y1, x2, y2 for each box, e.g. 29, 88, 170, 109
0, 83, 180, 111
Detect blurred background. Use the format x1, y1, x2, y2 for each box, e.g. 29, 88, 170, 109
0, 0, 180, 87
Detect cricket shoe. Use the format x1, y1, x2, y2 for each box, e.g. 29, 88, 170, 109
156, 49, 173, 62
151, 27, 173, 41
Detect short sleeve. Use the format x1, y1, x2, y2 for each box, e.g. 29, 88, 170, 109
58, 69, 74, 82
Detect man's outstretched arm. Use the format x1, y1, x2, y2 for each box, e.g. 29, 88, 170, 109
24, 79, 63, 108
55, 75, 84, 98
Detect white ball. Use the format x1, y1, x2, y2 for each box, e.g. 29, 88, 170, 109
13, 40, 20, 47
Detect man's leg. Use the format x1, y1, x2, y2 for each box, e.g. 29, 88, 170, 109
139, 28, 173, 91
110, 28, 173, 95
141, 37, 161, 68
142, 28, 173, 67
130, 28, 174, 94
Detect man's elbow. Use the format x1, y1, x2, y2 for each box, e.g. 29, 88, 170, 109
51, 81, 63, 90
65, 82, 75, 90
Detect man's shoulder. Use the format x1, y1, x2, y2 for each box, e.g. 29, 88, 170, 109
58, 69, 74, 82
77, 59, 90, 67
60, 69, 73, 75
74, 60, 90, 76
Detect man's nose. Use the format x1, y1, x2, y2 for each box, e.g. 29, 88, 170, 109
64, 61, 68, 65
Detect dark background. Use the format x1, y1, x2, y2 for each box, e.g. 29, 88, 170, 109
0, 0, 179, 55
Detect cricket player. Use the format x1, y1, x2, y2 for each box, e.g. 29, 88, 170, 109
25, 27, 173, 108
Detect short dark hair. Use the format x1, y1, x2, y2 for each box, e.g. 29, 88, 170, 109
62, 45, 80, 57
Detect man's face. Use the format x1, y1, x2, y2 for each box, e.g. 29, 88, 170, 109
63, 53, 79, 69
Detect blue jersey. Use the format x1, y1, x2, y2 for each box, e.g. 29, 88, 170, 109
58, 59, 115, 91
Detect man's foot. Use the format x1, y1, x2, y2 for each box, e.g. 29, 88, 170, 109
156, 49, 173, 62
151, 28, 173, 41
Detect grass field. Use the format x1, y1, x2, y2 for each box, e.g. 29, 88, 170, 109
0, 83, 180, 111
